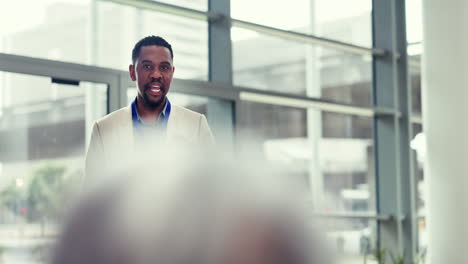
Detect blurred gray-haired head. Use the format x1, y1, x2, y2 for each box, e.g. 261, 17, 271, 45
53, 151, 333, 264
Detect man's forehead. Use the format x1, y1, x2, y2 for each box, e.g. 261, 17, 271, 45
137, 45, 172, 62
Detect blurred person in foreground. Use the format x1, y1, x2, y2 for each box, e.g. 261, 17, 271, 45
85, 35, 215, 183
52, 153, 334, 264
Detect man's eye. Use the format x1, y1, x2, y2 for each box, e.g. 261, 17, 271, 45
143, 64, 152, 70
160, 65, 169, 71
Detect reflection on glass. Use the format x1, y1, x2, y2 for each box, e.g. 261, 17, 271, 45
0, 72, 107, 264
232, 31, 372, 106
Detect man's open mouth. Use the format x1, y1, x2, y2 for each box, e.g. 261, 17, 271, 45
149, 84, 162, 93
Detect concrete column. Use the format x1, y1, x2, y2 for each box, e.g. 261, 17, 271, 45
422, 1, 468, 263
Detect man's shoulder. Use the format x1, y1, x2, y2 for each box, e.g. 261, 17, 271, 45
171, 104, 204, 120
95, 106, 131, 127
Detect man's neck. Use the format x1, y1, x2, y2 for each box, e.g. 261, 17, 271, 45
136, 97, 166, 123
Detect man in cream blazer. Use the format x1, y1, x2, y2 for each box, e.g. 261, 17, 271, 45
85, 36, 214, 181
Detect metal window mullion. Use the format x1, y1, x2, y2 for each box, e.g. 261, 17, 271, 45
99, 0, 221, 21
372, 0, 416, 262
0, 52, 404, 118
311, 212, 393, 221
208, 0, 235, 147
0, 53, 120, 85
107, 76, 122, 113
238, 89, 398, 117
231, 19, 385, 56
395, 0, 418, 257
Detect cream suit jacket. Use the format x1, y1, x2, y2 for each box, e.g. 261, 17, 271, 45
84, 104, 215, 181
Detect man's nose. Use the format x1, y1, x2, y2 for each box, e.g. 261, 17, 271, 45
150, 69, 162, 80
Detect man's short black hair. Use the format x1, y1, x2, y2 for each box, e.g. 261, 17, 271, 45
132, 35, 174, 64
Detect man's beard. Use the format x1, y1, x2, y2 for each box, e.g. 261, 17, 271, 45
142, 93, 166, 109
141, 84, 166, 109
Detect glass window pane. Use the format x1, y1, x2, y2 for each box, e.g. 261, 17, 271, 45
406, 0, 422, 114
169, 93, 208, 115
314, 218, 377, 263
411, 123, 426, 255
0, 1, 208, 81
96, 1, 208, 80
233, 31, 372, 106
407, 0, 425, 255
410, 69, 422, 114
407, 2, 422, 113
0, 0, 91, 64
232, 0, 372, 46
0, 72, 107, 264
406, 0, 423, 45
237, 102, 375, 213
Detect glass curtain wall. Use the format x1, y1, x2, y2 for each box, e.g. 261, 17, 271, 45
0, 71, 107, 263
0, 0, 208, 80
232, 1, 376, 263
0, 0, 419, 263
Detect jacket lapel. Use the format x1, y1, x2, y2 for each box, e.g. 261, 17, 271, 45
166, 105, 178, 142
166, 105, 198, 145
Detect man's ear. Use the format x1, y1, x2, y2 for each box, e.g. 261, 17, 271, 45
129, 64, 136, 81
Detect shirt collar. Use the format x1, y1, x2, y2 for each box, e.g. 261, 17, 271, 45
133, 97, 169, 125
160, 99, 169, 118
